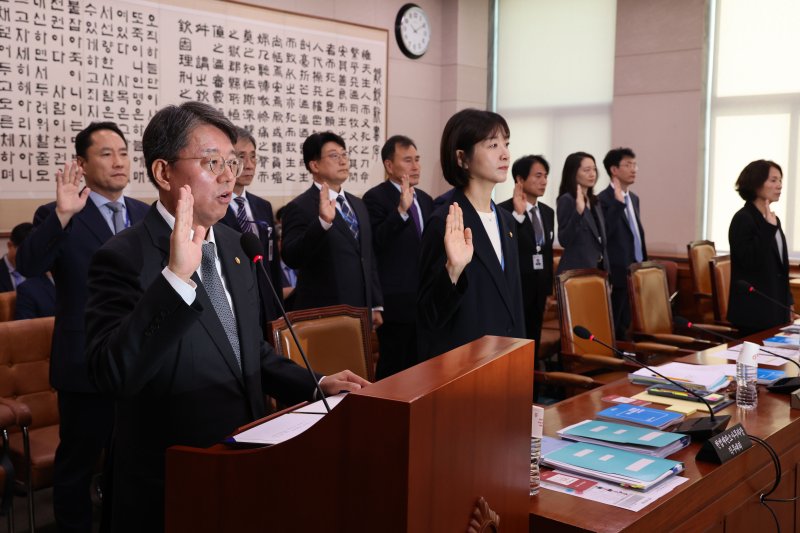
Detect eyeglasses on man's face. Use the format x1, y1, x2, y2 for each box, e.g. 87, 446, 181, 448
322, 151, 349, 163
171, 155, 244, 178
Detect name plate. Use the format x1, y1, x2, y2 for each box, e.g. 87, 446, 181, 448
696, 423, 752, 464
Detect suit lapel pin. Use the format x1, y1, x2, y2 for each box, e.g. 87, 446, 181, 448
509, 231, 513, 238
234, 257, 241, 265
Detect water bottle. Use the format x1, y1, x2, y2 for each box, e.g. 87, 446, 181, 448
736, 341, 759, 410
530, 406, 544, 495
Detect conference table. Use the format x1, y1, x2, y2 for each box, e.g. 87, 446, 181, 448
529, 327, 800, 532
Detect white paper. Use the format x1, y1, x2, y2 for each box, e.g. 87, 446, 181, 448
531, 405, 545, 438
233, 413, 324, 445
293, 392, 348, 414
541, 472, 689, 512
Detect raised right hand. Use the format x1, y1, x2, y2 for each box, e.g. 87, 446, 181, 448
512, 181, 527, 215
319, 182, 336, 224
168, 185, 205, 284
575, 184, 586, 214
398, 175, 414, 214
444, 202, 473, 284
55, 161, 91, 228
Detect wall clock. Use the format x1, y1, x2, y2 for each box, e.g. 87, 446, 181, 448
395, 4, 430, 59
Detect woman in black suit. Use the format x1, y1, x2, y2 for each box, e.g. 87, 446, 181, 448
727, 159, 792, 335
555, 152, 609, 275
417, 108, 525, 361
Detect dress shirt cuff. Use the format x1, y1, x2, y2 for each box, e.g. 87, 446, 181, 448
512, 211, 526, 224
318, 216, 333, 231
162, 267, 197, 306
312, 376, 327, 400
372, 306, 384, 312
398, 210, 410, 222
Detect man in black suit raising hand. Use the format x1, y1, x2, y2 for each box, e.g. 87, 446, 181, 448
363, 135, 434, 378
281, 132, 383, 326
498, 155, 554, 356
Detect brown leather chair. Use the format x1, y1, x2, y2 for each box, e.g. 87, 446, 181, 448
687, 240, 716, 320
0, 291, 15, 323
629, 262, 732, 349
554, 269, 680, 396
0, 317, 58, 533
0, 402, 16, 533
709, 255, 732, 323
268, 305, 376, 382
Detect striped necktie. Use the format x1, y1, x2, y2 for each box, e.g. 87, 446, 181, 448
336, 195, 360, 240
234, 196, 252, 234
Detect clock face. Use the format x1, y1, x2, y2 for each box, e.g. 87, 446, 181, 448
396, 4, 430, 59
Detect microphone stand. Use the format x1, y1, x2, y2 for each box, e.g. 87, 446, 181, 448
241, 233, 331, 413
574, 325, 730, 441
675, 316, 800, 394
737, 280, 799, 319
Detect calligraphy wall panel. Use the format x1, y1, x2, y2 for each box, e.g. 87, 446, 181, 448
0, 0, 388, 200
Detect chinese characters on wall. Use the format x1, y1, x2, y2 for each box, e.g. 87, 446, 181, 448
0, 0, 387, 198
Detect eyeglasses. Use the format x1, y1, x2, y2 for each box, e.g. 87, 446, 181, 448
622, 162, 639, 170
171, 156, 244, 178
323, 151, 349, 163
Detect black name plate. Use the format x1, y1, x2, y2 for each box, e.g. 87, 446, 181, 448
696, 423, 752, 464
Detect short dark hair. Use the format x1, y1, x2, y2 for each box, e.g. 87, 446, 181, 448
302, 131, 346, 172
558, 151, 598, 205
511, 155, 550, 183
233, 126, 256, 150
142, 101, 237, 187
74, 122, 127, 159
735, 159, 782, 202
602, 147, 636, 176
440, 108, 510, 188
10, 222, 33, 246
381, 135, 416, 162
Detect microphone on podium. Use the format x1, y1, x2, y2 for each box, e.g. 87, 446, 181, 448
674, 316, 800, 394
240, 232, 331, 413
573, 325, 730, 440
736, 279, 798, 318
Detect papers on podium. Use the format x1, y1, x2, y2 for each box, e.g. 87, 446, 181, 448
231, 393, 347, 445
629, 362, 730, 392
542, 440, 684, 491
558, 420, 690, 458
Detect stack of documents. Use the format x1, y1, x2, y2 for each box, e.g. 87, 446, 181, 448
596, 404, 684, 430
542, 440, 684, 491
557, 420, 690, 458
629, 362, 730, 392
763, 333, 800, 349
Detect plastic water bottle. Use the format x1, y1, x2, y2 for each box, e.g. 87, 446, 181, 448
736, 341, 759, 410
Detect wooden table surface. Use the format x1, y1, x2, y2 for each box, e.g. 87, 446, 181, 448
529, 328, 800, 532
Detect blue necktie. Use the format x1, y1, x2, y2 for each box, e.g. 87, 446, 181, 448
408, 196, 422, 238
336, 195, 360, 240
625, 194, 644, 262
234, 196, 253, 234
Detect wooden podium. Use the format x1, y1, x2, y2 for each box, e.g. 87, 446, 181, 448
165, 336, 534, 532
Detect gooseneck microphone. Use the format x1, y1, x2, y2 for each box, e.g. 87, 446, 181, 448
674, 316, 800, 394
573, 325, 730, 440
240, 232, 331, 413
736, 279, 798, 319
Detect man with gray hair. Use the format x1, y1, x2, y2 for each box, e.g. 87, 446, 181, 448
85, 101, 368, 533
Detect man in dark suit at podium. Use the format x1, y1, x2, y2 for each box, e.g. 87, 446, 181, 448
498, 155, 554, 356
17, 121, 149, 533
363, 135, 434, 378
219, 126, 283, 323
280, 132, 383, 325
85, 102, 368, 533
599, 147, 647, 339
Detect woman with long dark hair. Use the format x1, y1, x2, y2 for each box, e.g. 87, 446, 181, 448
417, 108, 525, 361
727, 159, 792, 335
555, 151, 609, 275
